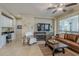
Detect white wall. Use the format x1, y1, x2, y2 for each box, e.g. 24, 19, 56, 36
22, 16, 53, 37
22, 16, 35, 37
15, 19, 22, 39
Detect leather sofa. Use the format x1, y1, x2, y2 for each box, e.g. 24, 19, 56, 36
55, 34, 79, 53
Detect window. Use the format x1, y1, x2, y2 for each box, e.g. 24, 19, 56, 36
59, 15, 79, 33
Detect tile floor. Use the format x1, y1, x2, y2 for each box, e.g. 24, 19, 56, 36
0, 39, 78, 56
0, 39, 43, 56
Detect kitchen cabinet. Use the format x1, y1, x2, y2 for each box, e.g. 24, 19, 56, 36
0, 35, 6, 48
9, 19, 13, 27
0, 14, 13, 27
0, 15, 3, 27
11, 33, 15, 40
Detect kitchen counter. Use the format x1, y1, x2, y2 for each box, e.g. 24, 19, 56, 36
1, 31, 14, 35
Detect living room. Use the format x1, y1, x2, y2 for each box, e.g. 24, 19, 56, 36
0, 3, 79, 56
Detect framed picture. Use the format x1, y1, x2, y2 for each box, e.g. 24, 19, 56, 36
45, 24, 50, 31
37, 23, 50, 31
17, 25, 22, 29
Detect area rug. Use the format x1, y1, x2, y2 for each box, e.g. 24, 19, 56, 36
38, 44, 78, 56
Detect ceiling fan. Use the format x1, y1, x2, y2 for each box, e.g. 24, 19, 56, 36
47, 3, 77, 14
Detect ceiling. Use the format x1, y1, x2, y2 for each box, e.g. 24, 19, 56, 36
0, 3, 79, 18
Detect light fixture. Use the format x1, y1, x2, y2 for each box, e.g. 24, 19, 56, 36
60, 3, 64, 6
14, 15, 22, 19
48, 3, 58, 8
57, 8, 63, 11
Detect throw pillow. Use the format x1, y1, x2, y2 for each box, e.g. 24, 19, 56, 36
59, 34, 64, 39
77, 38, 79, 44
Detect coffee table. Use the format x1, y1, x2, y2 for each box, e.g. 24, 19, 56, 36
52, 42, 68, 56
45, 40, 68, 56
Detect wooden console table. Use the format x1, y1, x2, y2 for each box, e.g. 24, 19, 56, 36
34, 32, 46, 41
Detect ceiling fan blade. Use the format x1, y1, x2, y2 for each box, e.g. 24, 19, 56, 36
63, 9, 66, 12
47, 7, 56, 10
52, 9, 57, 13
65, 3, 77, 7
